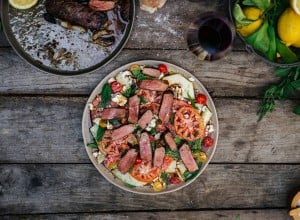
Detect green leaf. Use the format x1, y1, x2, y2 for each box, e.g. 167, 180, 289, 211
245, 19, 270, 54
87, 142, 98, 148
96, 126, 106, 142
188, 139, 202, 152
183, 167, 200, 182
100, 83, 112, 108
242, 0, 271, 11
294, 105, 300, 115
276, 38, 298, 63
291, 80, 300, 90
266, 26, 276, 61
295, 68, 300, 80
132, 70, 149, 80
187, 94, 198, 109
138, 95, 147, 104
123, 86, 136, 98
174, 136, 182, 145
232, 3, 254, 27
160, 172, 169, 184
151, 142, 156, 152
109, 119, 121, 127
165, 147, 180, 160
273, 68, 291, 77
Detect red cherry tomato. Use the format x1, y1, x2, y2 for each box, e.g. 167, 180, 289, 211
195, 93, 207, 105
170, 176, 181, 184
158, 64, 168, 74
134, 156, 142, 165
110, 81, 122, 93
202, 136, 214, 148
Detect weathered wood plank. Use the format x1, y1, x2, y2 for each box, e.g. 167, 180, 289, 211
0, 97, 299, 163
0, 48, 278, 96
0, 164, 299, 214
0, 209, 290, 220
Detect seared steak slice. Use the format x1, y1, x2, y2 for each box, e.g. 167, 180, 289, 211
45, 0, 108, 30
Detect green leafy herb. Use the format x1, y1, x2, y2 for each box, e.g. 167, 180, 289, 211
258, 67, 300, 121
242, 0, 271, 11
109, 119, 120, 127
160, 172, 169, 184
138, 95, 147, 104
187, 94, 198, 109
96, 126, 106, 142
174, 136, 182, 145
123, 86, 136, 98
165, 147, 180, 160
151, 142, 156, 152
100, 83, 112, 108
132, 69, 149, 80
149, 127, 156, 135
87, 142, 98, 149
183, 168, 200, 182
294, 105, 300, 115
124, 183, 136, 188
188, 139, 202, 152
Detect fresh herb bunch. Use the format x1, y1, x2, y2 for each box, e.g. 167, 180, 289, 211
258, 67, 300, 121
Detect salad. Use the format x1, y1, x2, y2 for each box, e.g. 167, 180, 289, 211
86, 63, 216, 192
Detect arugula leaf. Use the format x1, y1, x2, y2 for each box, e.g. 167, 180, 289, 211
123, 86, 136, 98
132, 69, 149, 80
165, 147, 180, 160
124, 183, 136, 188
294, 105, 300, 115
183, 162, 201, 182
160, 172, 169, 184
99, 83, 112, 108
96, 126, 106, 142
87, 142, 98, 149
242, 0, 271, 11
138, 95, 147, 104
245, 19, 270, 54
174, 136, 182, 145
151, 142, 156, 152
187, 94, 198, 109
188, 139, 202, 151
291, 80, 300, 90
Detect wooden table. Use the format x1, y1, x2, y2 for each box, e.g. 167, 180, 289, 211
1, 1, 299, 219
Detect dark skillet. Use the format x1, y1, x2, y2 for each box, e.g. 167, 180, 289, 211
0, 0, 135, 75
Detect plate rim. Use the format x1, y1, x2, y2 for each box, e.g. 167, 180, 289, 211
82, 59, 219, 195
0, 0, 136, 75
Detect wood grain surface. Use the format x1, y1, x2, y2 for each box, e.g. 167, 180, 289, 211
0, 164, 299, 214
0, 209, 289, 220
0, 96, 299, 163
0, 0, 299, 219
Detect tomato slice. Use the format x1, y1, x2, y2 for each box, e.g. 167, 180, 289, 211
130, 161, 160, 183
174, 106, 205, 141
161, 155, 174, 171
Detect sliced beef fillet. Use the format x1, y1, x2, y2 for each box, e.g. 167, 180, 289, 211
118, 149, 137, 173
159, 93, 174, 122
179, 144, 199, 172
128, 95, 140, 124
139, 132, 152, 162
153, 147, 165, 168
139, 79, 168, 92
164, 132, 177, 150
112, 124, 135, 141
45, 0, 108, 30
101, 108, 126, 120
138, 110, 153, 129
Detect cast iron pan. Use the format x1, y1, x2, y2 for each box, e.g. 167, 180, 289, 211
0, 0, 135, 75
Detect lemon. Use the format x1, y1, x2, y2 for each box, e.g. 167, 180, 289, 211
237, 7, 264, 37
290, 0, 300, 15
277, 7, 300, 48
9, 0, 38, 10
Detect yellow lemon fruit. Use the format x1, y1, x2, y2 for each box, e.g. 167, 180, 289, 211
277, 8, 300, 48
9, 0, 38, 10
237, 7, 264, 37
290, 0, 300, 15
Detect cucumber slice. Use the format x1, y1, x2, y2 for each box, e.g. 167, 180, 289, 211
90, 124, 99, 140
202, 107, 212, 125
163, 74, 195, 99
112, 169, 147, 187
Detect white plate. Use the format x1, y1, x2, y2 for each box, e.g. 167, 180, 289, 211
82, 60, 219, 195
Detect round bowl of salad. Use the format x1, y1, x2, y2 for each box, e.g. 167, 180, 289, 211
82, 60, 219, 194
